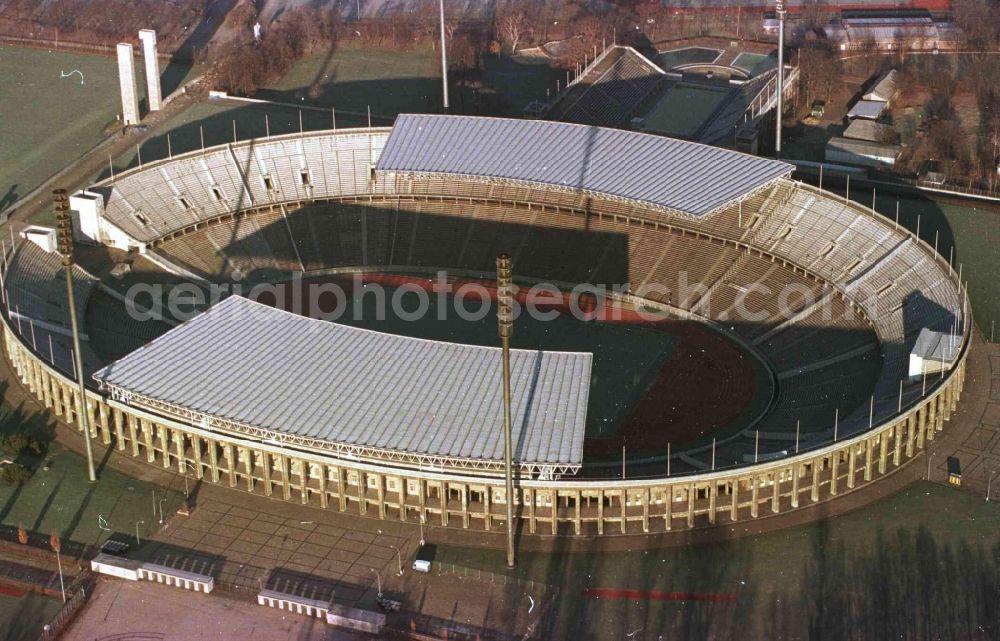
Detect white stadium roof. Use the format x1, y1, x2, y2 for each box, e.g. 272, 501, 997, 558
377, 114, 794, 217
93, 296, 592, 473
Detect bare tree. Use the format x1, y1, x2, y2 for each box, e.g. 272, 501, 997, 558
496, 4, 527, 53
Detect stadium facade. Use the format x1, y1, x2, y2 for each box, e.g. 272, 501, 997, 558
1, 115, 969, 536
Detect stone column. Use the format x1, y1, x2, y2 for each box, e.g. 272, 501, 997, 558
830, 452, 839, 496
686, 484, 695, 528
731, 479, 740, 520
811, 460, 820, 503
300, 460, 310, 505
173, 432, 186, 473
207, 438, 220, 483
574, 490, 581, 535
113, 408, 126, 451
138, 30, 162, 111
483, 485, 492, 530
790, 465, 800, 508
750, 475, 759, 518
597, 489, 604, 535
98, 402, 111, 445
318, 468, 328, 509
864, 438, 873, 482
116, 43, 140, 125
847, 445, 857, 489
159, 425, 171, 469
461, 484, 470, 529
771, 472, 780, 514
262, 453, 273, 496
707, 483, 717, 525
642, 489, 650, 533
191, 437, 204, 479
376, 474, 386, 519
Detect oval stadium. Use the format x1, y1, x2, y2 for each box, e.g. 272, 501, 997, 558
1, 115, 969, 536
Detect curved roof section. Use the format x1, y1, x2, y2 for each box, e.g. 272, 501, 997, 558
93, 296, 591, 472
376, 114, 793, 216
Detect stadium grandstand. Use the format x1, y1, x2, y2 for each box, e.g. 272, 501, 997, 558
0, 115, 969, 536
541, 44, 795, 151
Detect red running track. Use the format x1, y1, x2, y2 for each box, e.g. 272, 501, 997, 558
582, 588, 737, 603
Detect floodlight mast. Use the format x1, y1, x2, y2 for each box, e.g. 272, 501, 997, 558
54, 189, 97, 483
439, 0, 449, 110
496, 252, 515, 568
776, 0, 786, 156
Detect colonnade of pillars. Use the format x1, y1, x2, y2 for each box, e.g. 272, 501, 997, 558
3, 324, 967, 536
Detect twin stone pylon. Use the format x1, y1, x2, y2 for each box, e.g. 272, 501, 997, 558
117, 29, 162, 126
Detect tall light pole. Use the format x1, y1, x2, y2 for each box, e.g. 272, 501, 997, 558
439, 0, 449, 110
54, 190, 96, 483
496, 253, 516, 569
775, 0, 786, 157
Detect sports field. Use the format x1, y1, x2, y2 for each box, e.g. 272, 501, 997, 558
435, 481, 1000, 640
0, 45, 193, 210
0, 444, 183, 550
655, 47, 722, 70
732, 51, 777, 76
258, 44, 442, 115
0, 591, 62, 641
640, 84, 728, 137
256, 273, 771, 464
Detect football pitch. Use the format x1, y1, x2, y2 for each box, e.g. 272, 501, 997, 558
0, 44, 193, 211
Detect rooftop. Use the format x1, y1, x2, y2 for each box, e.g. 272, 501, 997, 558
377, 114, 793, 217
93, 296, 593, 474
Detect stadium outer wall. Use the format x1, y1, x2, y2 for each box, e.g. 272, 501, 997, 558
2, 123, 972, 538
1, 303, 968, 536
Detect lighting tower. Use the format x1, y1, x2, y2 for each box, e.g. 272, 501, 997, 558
775, 0, 786, 156
496, 252, 515, 568
439, 0, 449, 110
54, 189, 96, 482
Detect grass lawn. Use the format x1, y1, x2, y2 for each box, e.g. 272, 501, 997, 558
434, 482, 1000, 639
0, 45, 193, 210
0, 444, 184, 551
0, 591, 62, 641
641, 85, 728, 137
258, 44, 441, 116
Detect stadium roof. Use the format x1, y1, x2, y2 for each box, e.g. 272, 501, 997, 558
377, 114, 793, 217
93, 296, 592, 474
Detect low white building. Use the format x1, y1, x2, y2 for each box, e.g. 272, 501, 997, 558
825, 136, 900, 169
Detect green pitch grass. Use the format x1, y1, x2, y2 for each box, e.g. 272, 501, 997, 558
0, 591, 62, 641
655, 47, 723, 70
0, 444, 183, 550
0, 45, 193, 210
435, 482, 1000, 639
641, 85, 729, 137
258, 44, 442, 116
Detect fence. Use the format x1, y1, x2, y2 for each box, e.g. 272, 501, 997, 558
36, 585, 89, 641
433, 562, 548, 593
